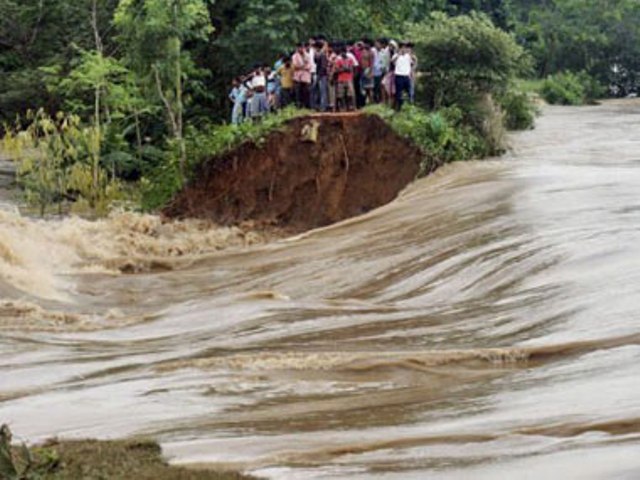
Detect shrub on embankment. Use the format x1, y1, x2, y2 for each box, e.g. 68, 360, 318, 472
365, 104, 493, 176
410, 13, 533, 114
406, 11, 537, 141
539, 71, 605, 105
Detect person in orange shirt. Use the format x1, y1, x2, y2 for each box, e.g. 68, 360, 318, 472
334, 47, 356, 111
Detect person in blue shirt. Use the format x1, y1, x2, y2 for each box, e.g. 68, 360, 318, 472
229, 77, 247, 125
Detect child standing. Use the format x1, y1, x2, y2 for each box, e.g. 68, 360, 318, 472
229, 78, 246, 125
250, 67, 269, 119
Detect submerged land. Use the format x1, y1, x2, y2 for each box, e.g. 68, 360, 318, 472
1, 428, 256, 480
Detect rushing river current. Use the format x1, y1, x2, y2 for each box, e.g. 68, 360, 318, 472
2, 101, 640, 479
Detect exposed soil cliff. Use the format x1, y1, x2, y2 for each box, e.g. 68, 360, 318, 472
163, 113, 422, 231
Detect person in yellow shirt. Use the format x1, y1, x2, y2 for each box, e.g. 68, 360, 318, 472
278, 57, 295, 108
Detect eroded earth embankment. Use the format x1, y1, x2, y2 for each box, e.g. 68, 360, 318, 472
163, 113, 423, 231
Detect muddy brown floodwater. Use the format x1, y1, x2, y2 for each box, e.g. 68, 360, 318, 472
2, 101, 640, 479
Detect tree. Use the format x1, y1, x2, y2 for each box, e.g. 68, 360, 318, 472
511, 0, 640, 90
410, 12, 530, 108
0, 0, 120, 123
114, 0, 214, 179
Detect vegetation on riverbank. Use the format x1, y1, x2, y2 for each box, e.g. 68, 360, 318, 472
0, 425, 254, 480
539, 71, 606, 106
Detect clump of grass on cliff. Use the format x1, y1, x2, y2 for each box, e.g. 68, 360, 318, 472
141, 106, 309, 211
365, 104, 496, 176
0, 424, 254, 480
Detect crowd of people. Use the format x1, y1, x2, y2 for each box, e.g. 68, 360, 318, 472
229, 37, 418, 124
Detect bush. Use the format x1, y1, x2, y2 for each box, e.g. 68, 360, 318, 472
578, 71, 606, 101
540, 71, 605, 105
2, 110, 125, 216
365, 104, 493, 175
499, 88, 538, 130
410, 12, 531, 109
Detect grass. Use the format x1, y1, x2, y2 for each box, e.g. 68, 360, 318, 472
515, 78, 545, 95
1, 426, 257, 480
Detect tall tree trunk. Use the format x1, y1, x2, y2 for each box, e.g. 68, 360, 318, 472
173, 0, 186, 182
91, 0, 104, 209
134, 108, 143, 161
92, 84, 101, 208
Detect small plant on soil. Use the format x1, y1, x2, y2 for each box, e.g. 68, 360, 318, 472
0, 424, 59, 479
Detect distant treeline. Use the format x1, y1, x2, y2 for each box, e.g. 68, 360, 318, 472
2, 1, 639, 126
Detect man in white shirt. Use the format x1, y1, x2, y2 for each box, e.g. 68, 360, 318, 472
307, 39, 318, 109
250, 66, 269, 118
393, 43, 414, 109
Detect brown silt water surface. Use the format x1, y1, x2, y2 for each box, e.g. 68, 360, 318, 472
2, 101, 640, 479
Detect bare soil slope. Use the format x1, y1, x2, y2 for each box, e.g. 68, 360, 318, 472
164, 113, 422, 231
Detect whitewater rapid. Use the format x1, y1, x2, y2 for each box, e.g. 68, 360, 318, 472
1, 101, 640, 479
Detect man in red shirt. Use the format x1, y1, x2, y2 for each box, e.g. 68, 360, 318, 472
334, 47, 355, 111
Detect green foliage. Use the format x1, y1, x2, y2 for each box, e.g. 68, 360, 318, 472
114, 0, 214, 70
114, 0, 215, 178
139, 153, 182, 212
216, 0, 303, 69
499, 88, 538, 130
365, 104, 493, 175
2, 110, 124, 216
577, 71, 607, 102
409, 12, 531, 109
185, 107, 307, 164
540, 71, 604, 105
515, 78, 545, 95
0, 0, 120, 123
1, 424, 30, 480
1, 423, 59, 480
512, 0, 640, 91
140, 107, 307, 210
